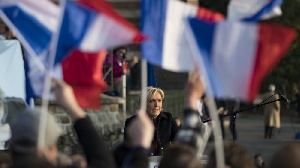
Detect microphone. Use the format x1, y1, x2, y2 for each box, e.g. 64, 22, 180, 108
279, 94, 290, 103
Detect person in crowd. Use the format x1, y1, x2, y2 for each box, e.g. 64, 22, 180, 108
198, 94, 213, 143
201, 96, 228, 139
124, 87, 178, 156
254, 153, 265, 168
103, 47, 129, 96
262, 84, 280, 139
0, 88, 11, 167
121, 111, 154, 168
206, 141, 256, 168
9, 78, 118, 168
216, 98, 228, 139
126, 55, 140, 90
269, 142, 300, 168
114, 71, 208, 167
160, 70, 205, 168
292, 87, 300, 120
0, 87, 10, 150
159, 143, 204, 168
227, 97, 240, 140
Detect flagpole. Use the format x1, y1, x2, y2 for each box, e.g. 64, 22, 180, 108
140, 59, 147, 113
38, 0, 66, 148
184, 22, 225, 167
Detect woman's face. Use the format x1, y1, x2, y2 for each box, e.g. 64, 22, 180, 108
146, 92, 163, 119
115, 49, 126, 60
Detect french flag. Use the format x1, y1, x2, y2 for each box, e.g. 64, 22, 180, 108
141, 0, 223, 72
25, 50, 108, 109
228, 0, 282, 21
187, 18, 297, 101
0, 0, 59, 59
1, 0, 143, 109
54, 0, 145, 65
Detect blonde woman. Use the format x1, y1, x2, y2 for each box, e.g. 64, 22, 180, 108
124, 87, 179, 156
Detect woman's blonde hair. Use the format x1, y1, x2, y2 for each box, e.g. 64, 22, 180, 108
136, 87, 164, 109
146, 86, 164, 101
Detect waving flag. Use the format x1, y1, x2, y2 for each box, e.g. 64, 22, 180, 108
187, 18, 297, 101
54, 0, 145, 65
0, 0, 59, 60
141, 0, 223, 72
25, 50, 108, 109
228, 0, 282, 21
1, 0, 142, 109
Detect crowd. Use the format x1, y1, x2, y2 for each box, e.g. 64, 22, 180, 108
0, 70, 299, 168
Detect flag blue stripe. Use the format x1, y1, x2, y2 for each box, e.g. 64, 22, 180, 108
147, 63, 157, 87
1, 6, 51, 55
188, 18, 223, 96
54, 1, 98, 65
141, 0, 168, 67
243, 0, 282, 21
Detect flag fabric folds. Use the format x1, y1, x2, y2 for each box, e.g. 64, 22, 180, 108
55, 0, 145, 65
228, 0, 282, 21
25, 50, 108, 109
1, 0, 143, 109
0, 40, 26, 101
187, 18, 297, 101
0, 0, 59, 58
141, 0, 223, 72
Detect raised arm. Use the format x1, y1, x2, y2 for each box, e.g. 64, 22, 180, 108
52, 78, 116, 168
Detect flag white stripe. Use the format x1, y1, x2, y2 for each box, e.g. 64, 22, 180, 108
18, 0, 60, 32
80, 14, 136, 52
162, 0, 197, 71
212, 22, 258, 99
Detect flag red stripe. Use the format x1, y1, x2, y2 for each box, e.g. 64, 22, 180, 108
249, 23, 297, 101
196, 7, 224, 22
62, 50, 108, 109
78, 0, 145, 43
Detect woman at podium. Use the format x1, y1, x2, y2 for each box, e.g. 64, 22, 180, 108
124, 87, 179, 156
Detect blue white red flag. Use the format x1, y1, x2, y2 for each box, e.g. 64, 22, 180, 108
0, 0, 59, 60
0, 0, 143, 108
54, 0, 144, 65
141, 0, 223, 72
228, 0, 282, 21
187, 18, 297, 101
25, 50, 108, 109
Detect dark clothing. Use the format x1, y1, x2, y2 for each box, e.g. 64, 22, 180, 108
264, 126, 274, 139
73, 117, 116, 168
113, 143, 150, 168
227, 98, 240, 140
11, 117, 116, 168
129, 61, 141, 90
216, 98, 228, 139
295, 92, 300, 112
11, 154, 55, 168
124, 112, 179, 156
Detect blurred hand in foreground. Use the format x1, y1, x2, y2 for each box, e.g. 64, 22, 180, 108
185, 70, 205, 109
51, 78, 86, 121
127, 111, 154, 149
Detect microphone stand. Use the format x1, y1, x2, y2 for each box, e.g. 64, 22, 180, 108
228, 98, 283, 140
203, 98, 286, 141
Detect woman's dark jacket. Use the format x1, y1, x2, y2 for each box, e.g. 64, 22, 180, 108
124, 112, 179, 155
